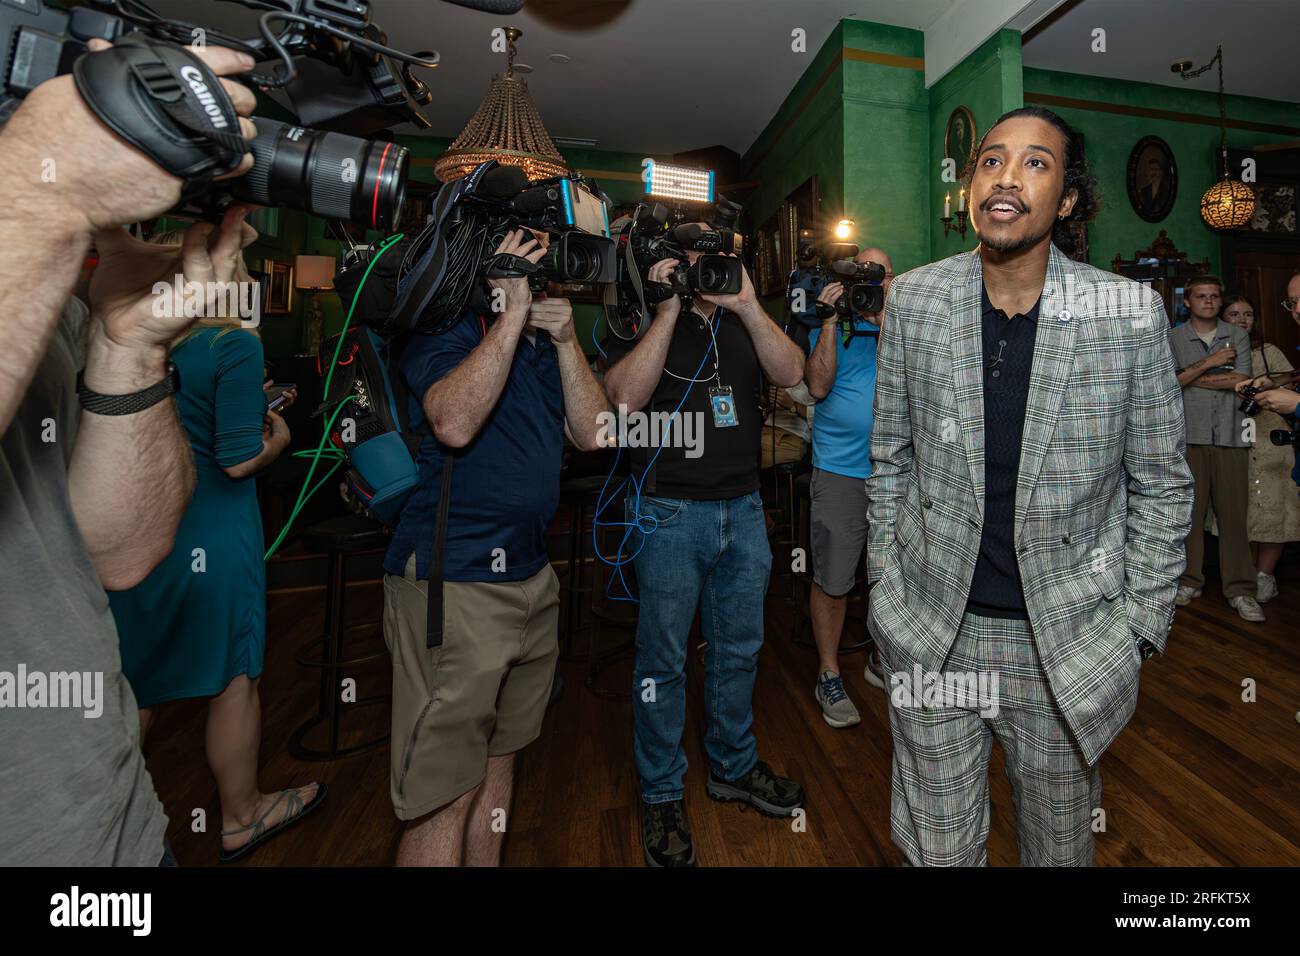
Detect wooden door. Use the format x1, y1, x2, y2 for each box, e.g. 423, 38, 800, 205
1232, 251, 1299, 363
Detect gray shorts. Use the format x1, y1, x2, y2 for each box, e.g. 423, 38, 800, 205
810, 467, 869, 597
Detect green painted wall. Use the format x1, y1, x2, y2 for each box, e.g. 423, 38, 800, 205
743, 22, 846, 230
741, 20, 930, 317
1023, 67, 1300, 275
929, 29, 1024, 262
841, 21, 929, 275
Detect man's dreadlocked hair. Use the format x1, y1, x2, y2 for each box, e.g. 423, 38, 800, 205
972, 106, 1100, 257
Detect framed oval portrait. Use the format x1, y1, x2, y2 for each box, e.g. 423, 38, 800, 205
1126, 136, 1177, 223
945, 106, 977, 181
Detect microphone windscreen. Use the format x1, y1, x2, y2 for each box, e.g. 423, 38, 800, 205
669, 223, 702, 244
479, 164, 529, 198
512, 187, 557, 215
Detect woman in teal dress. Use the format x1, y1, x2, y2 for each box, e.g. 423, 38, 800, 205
108, 230, 323, 862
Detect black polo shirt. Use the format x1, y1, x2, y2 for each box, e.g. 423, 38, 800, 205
603, 305, 762, 499
966, 283, 1040, 619
384, 310, 564, 582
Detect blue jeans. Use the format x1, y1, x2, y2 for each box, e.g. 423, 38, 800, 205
628, 490, 772, 804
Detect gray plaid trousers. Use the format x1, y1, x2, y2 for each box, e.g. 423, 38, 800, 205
886, 612, 1109, 866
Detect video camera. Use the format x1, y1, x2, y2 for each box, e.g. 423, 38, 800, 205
0, 0, 472, 229
789, 241, 886, 324
466, 164, 616, 291
601, 195, 746, 338
620, 202, 744, 301
333, 160, 617, 338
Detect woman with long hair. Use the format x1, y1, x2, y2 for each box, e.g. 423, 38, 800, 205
107, 209, 324, 862
1221, 294, 1299, 602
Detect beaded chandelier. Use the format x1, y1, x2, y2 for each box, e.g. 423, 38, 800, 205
434, 27, 568, 183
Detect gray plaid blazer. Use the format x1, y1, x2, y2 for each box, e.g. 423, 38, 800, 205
865, 244, 1193, 765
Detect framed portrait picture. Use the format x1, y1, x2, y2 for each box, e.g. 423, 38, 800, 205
263, 259, 294, 314
1126, 136, 1178, 223
945, 106, 978, 181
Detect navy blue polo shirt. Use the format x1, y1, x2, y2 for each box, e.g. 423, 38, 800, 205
384, 311, 564, 583
966, 283, 1040, 619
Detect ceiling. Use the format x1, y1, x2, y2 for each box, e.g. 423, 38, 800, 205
143, 0, 1294, 157
146, 0, 958, 154
1019, 0, 1300, 104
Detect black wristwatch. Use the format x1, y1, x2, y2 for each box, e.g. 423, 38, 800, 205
76, 361, 181, 416
1136, 638, 1158, 661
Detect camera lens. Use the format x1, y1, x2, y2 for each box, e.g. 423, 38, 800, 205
687, 255, 741, 295
697, 261, 726, 292
848, 283, 883, 314
231, 117, 409, 230
563, 242, 596, 282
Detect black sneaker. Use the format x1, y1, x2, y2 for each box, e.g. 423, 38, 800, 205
641, 799, 695, 867
706, 760, 804, 817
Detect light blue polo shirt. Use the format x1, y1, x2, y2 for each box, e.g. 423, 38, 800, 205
806, 319, 878, 480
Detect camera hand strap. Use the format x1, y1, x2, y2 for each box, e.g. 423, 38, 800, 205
72, 36, 248, 202
481, 252, 541, 278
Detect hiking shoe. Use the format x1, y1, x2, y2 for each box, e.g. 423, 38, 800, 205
1256, 572, 1279, 604
706, 760, 804, 817
641, 800, 694, 867
863, 644, 886, 691
1175, 586, 1201, 606
815, 670, 860, 728
1229, 595, 1266, 622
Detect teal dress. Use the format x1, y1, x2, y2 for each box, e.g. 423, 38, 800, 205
109, 328, 268, 707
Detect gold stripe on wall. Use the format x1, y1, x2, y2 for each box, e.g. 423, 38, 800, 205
843, 48, 925, 71
1025, 91, 1300, 137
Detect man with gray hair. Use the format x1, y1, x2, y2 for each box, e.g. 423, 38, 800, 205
0, 42, 257, 866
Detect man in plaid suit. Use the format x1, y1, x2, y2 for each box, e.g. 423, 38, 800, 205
865, 107, 1193, 866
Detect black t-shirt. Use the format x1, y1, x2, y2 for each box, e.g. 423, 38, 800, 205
603, 305, 762, 499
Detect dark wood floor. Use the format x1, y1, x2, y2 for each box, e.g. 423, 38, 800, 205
145, 555, 1300, 866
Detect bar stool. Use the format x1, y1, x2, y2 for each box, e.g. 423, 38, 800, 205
558, 474, 613, 659
288, 514, 392, 761
763, 459, 812, 613
558, 474, 636, 698
585, 496, 638, 700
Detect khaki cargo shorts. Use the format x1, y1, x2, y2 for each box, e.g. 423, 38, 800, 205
383, 554, 560, 821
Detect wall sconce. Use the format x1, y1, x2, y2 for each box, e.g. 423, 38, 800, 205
942, 187, 968, 239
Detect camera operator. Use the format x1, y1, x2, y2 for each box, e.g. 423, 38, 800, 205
603, 236, 806, 868
382, 227, 609, 868
791, 246, 894, 729
0, 42, 257, 865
